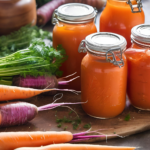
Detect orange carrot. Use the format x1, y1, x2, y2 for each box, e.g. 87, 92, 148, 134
0, 84, 77, 101
0, 131, 73, 150
15, 144, 136, 150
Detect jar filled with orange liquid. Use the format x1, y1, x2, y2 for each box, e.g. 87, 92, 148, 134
100, 0, 145, 48
52, 3, 97, 91
79, 32, 127, 119
125, 24, 150, 110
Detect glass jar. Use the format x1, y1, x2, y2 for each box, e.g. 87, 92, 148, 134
100, 0, 145, 48
79, 32, 127, 119
125, 24, 150, 110
0, 0, 36, 35
52, 3, 97, 91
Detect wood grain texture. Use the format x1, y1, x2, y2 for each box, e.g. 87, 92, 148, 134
0, 92, 150, 143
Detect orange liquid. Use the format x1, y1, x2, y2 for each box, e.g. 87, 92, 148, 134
125, 43, 150, 110
81, 53, 127, 118
100, 0, 145, 48
53, 21, 97, 91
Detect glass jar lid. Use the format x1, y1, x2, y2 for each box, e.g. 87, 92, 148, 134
83, 32, 126, 53
131, 24, 150, 44
52, 3, 97, 24
78, 32, 127, 68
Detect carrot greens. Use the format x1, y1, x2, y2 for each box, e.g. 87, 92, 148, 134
0, 39, 67, 85
83, 124, 91, 129
56, 116, 82, 130
124, 114, 130, 121
0, 25, 52, 57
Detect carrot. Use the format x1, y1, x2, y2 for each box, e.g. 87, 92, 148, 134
0, 100, 83, 127
37, 0, 64, 26
0, 84, 78, 101
15, 143, 136, 150
12, 74, 79, 95
0, 130, 128, 150
0, 132, 73, 150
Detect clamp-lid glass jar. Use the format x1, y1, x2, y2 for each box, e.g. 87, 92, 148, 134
79, 32, 127, 119
52, 3, 97, 91
125, 24, 150, 110
100, 0, 145, 48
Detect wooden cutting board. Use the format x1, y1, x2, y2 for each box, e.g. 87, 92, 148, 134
0, 92, 150, 143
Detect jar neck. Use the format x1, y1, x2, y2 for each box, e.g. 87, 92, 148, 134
87, 48, 125, 68
57, 18, 95, 25
132, 40, 150, 49
107, 0, 137, 7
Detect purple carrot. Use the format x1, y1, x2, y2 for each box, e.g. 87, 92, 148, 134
13, 75, 80, 95
13, 75, 58, 89
0, 98, 83, 127
37, 0, 65, 26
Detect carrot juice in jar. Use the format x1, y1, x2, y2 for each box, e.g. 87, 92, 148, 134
100, 0, 145, 48
52, 3, 97, 91
125, 24, 150, 110
79, 32, 127, 119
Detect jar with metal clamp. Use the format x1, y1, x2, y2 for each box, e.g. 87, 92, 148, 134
125, 24, 150, 110
79, 32, 127, 119
52, 3, 97, 91
100, 0, 145, 48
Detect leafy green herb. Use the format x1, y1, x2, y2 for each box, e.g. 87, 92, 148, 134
63, 116, 72, 123
124, 114, 130, 121
73, 123, 79, 130
114, 132, 116, 134
72, 118, 81, 130
56, 118, 63, 123
57, 123, 62, 128
56, 116, 81, 130
0, 25, 53, 57
64, 127, 67, 131
83, 124, 91, 129
0, 39, 67, 84
75, 118, 81, 124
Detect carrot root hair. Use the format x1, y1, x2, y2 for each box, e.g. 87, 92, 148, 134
38, 93, 85, 111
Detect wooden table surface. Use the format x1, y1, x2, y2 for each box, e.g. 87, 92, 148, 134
44, 1, 150, 149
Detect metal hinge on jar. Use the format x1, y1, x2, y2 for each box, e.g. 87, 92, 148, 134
106, 48, 124, 68
52, 9, 59, 25
127, 0, 142, 13
78, 40, 87, 53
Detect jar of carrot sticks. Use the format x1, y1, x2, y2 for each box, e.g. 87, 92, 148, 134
0, 0, 36, 35
79, 32, 127, 119
100, 0, 145, 48
52, 3, 97, 91
125, 24, 150, 110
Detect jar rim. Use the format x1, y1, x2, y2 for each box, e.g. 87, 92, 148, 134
85, 32, 127, 53
56, 3, 97, 23
131, 24, 150, 45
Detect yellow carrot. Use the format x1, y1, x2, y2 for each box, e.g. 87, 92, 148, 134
0, 132, 73, 150
15, 143, 136, 150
